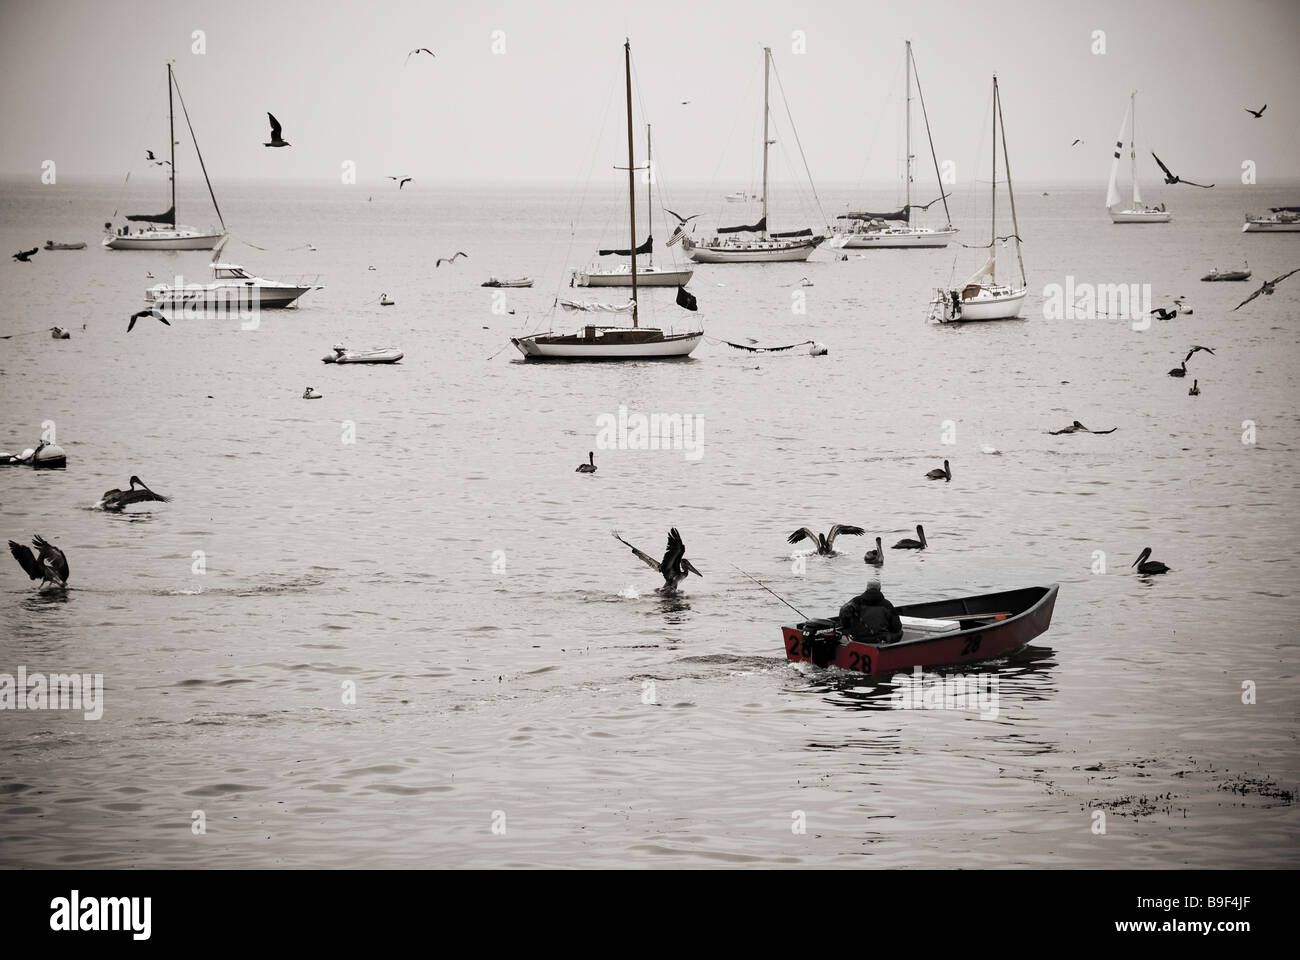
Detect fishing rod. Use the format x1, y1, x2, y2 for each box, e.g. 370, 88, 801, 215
730, 563, 808, 620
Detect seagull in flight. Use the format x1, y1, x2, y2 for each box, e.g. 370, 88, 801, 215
1234, 268, 1300, 311
12, 247, 37, 262
436, 252, 469, 267
145, 149, 170, 166
264, 113, 290, 147
405, 47, 435, 64
664, 208, 700, 227
1151, 152, 1213, 188
1071, 138, 1083, 146
128, 306, 171, 332
1245, 104, 1266, 118
386, 176, 413, 190
612, 528, 702, 592
1184, 345, 1215, 362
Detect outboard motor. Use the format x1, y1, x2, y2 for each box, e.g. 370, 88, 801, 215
798, 618, 841, 668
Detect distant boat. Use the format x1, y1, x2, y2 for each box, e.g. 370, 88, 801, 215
1107, 91, 1170, 223
724, 191, 758, 202
1201, 266, 1252, 282
481, 277, 534, 288
43, 241, 86, 251
322, 345, 403, 364
683, 47, 826, 264
831, 41, 957, 249
1242, 207, 1300, 233
930, 75, 1027, 322
103, 64, 227, 251
511, 41, 702, 361
573, 124, 693, 288
148, 262, 321, 309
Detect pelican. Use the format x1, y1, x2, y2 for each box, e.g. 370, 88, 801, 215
925, 459, 951, 482
576, 451, 596, 473
1168, 361, 1187, 378
1132, 547, 1169, 575
1049, 420, 1117, 435
98, 476, 170, 512
893, 525, 927, 550
787, 524, 865, 556
863, 537, 884, 566
8, 535, 68, 589
612, 528, 702, 592
1234, 269, 1299, 311
1188, 379, 1200, 396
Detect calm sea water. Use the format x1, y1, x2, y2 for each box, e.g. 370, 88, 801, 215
1, 175, 1297, 867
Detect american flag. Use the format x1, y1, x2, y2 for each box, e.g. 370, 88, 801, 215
666, 226, 685, 247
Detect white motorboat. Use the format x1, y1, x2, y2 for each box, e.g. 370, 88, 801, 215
147, 262, 321, 309
103, 64, 227, 251
1106, 91, 1170, 224
511, 41, 701, 361
481, 276, 535, 288
931, 75, 1027, 323
1242, 208, 1300, 232
684, 47, 826, 263
832, 42, 957, 250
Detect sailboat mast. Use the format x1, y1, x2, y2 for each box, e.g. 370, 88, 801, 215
1130, 90, 1138, 207
761, 46, 770, 239
624, 41, 638, 327
167, 63, 176, 226
996, 78, 1026, 287
991, 75, 997, 280
905, 40, 912, 222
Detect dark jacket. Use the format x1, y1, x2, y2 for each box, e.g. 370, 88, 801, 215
839, 587, 903, 644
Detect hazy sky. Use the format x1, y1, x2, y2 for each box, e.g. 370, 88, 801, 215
1, 0, 1297, 187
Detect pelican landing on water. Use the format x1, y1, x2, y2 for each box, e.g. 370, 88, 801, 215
893, 525, 927, 550
8, 535, 69, 589
1132, 547, 1170, 575
787, 524, 864, 556
612, 528, 702, 592
98, 476, 170, 512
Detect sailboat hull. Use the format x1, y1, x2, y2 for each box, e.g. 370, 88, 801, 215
934, 287, 1027, 322
685, 237, 823, 263
103, 229, 226, 251
511, 330, 702, 360
833, 226, 957, 248
1109, 209, 1171, 223
1242, 217, 1300, 233
575, 266, 694, 287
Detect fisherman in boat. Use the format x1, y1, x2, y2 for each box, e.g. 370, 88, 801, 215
838, 578, 903, 645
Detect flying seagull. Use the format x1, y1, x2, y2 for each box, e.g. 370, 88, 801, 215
1233, 268, 1300, 311
8, 535, 69, 590
911, 193, 950, 211
12, 247, 37, 262
664, 208, 700, 227
264, 113, 290, 148
128, 306, 171, 332
405, 47, 435, 64
1151, 152, 1213, 188
436, 252, 468, 267
1245, 104, 1266, 118
145, 149, 170, 166
1071, 138, 1083, 146
612, 528, 702, 592
787, 524, 865, 556
1184, 345, 1215, 362
386, 176, 413, 189
98, 476, 171, 512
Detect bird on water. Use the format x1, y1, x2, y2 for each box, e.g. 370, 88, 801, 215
8, 535, 69, 590
98, 476, 170, 512
1132, 547, 1169, 575
612, 528, 702, 592
787, 524, 865, 556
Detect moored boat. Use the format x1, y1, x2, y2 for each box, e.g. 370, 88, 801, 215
481, 276, 534, 288
1242, 208, 1300, 233
1201, 266, 1252, 282
782, 584, 1058, 674
1106, 91, 1171, 224
148, 262, 321, 309
322, 345, 403, 364
44, 241, 87, 251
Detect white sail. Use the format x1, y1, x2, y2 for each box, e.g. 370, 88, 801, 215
1106, 102, 1129, 210
965, 252, 996, 287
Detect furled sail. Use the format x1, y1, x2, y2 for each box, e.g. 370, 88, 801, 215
771, 228, 813, 238
837, 207, 908, 222
127, 204, 176, 225
558, 298, 635, 314
1106, 104, 1128, 210
964, 252, 996, 287
718, 216, 766, 234
598, 235, 652, 256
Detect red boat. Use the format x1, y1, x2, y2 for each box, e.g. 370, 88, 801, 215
782, 584, 1058, 675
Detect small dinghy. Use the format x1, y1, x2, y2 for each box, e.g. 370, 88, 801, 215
44, 241, 87, 251
481, 276, 534, 288
783, 584, 1058, 674
1201, 267, 1252, 282
322, 344, 403, 364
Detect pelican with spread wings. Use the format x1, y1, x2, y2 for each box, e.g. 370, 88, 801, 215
612, 528, 702, 592
1234, 268, 1300, 311
786, 524, 865, 556
1151, 152, 1213, 188
8, 535, 69, 590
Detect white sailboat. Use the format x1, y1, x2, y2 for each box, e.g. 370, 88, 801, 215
511, 41, 702, 361
831, 41, 957, 249
1107, 91, 1170, 224
1242, 207, 1300, 232
573, 124, 693, 288
931, 75, 1026, 323
684, 47, 826, 263
103, 63, 227, 250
